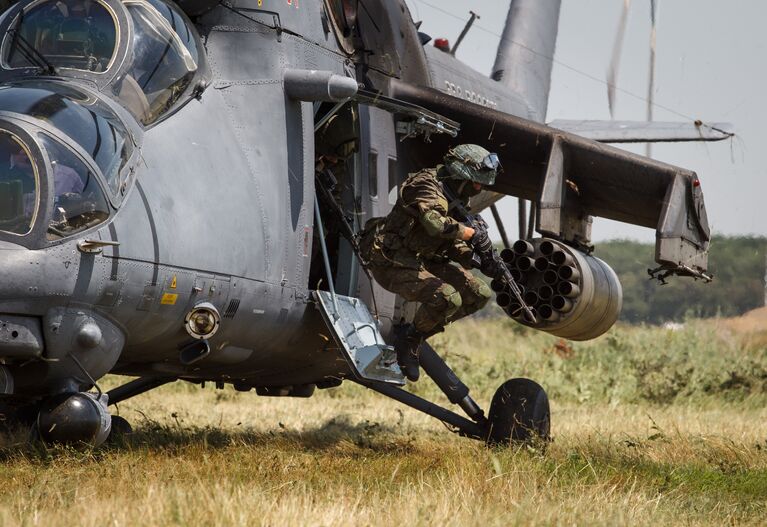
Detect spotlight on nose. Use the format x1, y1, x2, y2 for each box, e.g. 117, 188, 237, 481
184, 302, 221, 340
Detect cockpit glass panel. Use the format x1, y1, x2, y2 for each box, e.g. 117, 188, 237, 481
41, 134, 109, 240
113, 1, 197, 126
4, 0, 117, 73
0, 81, 131, 194
0, 132, 38, 235
144, 0, 199, 65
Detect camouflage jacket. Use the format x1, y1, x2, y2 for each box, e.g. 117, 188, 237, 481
361, 166, 475, 269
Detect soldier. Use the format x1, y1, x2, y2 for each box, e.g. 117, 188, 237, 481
360, 144, 502, 381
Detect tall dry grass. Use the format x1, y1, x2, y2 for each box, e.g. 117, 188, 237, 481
0, 317, 764, 526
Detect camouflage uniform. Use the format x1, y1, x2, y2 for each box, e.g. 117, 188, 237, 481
360, 166, 492, 335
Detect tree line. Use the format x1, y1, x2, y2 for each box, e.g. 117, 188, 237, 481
594, 236, 766, 323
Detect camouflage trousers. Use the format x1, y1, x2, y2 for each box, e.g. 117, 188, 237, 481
369, 257, 493, 335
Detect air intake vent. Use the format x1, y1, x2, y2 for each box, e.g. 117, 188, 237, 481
223, 299, 240, 319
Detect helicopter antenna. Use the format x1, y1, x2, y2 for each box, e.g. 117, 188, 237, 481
450, 10, 479, 56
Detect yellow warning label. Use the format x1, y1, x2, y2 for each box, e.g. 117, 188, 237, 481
170, 275, 177, 289
161, 293, 178, 305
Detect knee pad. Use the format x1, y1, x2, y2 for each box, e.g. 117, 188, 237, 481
475, 282, 493, 306
437, 284, 462, 317
463, 280, 492, 308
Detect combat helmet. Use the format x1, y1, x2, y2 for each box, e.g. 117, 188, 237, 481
442, 144, 501, 186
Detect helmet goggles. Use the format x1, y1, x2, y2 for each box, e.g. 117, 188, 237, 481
481, 153, 502, 173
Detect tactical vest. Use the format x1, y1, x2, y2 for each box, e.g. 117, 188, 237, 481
361, 168, 455, 267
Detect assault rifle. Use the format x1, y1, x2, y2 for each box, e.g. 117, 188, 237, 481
443, 186, 537, 323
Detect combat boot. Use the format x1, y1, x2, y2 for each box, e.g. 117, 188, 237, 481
393, 323, 424, 382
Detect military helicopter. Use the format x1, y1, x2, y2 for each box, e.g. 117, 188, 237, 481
0, 0, 731, 446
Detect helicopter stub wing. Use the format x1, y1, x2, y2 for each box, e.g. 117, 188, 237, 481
387, 80, 711, 278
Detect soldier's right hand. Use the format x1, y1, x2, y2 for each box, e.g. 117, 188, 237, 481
461, 225, 476, 241
469, 227, 493, 254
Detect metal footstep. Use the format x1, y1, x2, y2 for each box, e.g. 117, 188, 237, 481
314, 291, 405, 385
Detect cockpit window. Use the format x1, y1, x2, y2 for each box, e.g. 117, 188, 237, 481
0, 81, 132, 194
41, 134, 109, 240
4, 0, 118, 73
144, 0, 199, 66
0, 132, 38, 235
113, 0, 197, 126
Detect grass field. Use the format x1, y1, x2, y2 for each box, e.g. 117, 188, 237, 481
0, 314, 766, 526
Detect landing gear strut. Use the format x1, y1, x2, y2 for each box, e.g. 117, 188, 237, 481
357, 342, 551, 445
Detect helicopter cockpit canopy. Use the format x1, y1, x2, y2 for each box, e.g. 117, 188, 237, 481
5, 0, 118, 73
0, 0, 209, 127
0, 80, 136, 247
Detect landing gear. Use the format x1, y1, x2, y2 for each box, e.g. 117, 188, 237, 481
106, 414, 133, 443
357, 342, 551, 447
486, 378, 550, 445
36, 392, 112, 446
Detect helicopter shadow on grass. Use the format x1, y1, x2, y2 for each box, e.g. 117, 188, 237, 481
115, 413, 419, 454
0, 413, 420, 461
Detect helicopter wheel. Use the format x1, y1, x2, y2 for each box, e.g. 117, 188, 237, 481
107, 414, 133, 443
486, 378, 550, 446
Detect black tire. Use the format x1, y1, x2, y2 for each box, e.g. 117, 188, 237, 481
486, 378, 550, 446
107, 415, 133, 443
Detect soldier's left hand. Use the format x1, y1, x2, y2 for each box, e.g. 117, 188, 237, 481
479, 256, 502, 278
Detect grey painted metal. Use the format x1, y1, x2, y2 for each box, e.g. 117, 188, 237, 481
509, 238, 623, 341
518, 199, 527, 241
548, 120, 734, 143
491, 0, 562, 122
0, 315, 43, 359
315, 291, 404, 385
354, 89, 460, 140
423, 45, 529, 117
284, 69, 358, 102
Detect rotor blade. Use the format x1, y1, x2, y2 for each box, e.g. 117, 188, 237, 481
547, 120, 733, 143
646, 0, 659, 157
607, 0, 632, 118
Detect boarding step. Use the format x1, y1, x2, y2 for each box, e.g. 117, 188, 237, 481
314, 291, 405, 385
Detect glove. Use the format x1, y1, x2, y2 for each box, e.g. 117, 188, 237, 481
469, 227, 493, 254
471, 252, 501, 278
479, 256, 502, 278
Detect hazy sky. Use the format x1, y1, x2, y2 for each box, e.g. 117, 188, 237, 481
404, 0, 765, 243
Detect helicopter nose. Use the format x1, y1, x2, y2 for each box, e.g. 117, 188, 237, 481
0, 240, 26, 251
0, 240, 40, 306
